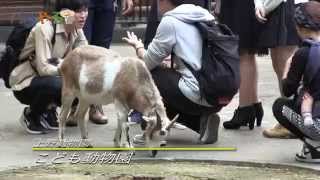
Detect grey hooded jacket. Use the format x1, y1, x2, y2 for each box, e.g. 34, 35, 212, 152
142, 4, 215, 106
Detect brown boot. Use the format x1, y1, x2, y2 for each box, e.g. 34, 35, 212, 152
89, 105, 108, 124
262, 123, 297, 139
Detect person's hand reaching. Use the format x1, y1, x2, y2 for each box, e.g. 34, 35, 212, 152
122, 31, 144, 50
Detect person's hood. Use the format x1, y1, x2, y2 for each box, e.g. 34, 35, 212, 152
164, 4, 215, 23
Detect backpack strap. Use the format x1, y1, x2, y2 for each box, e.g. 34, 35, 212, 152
51, 22, 56, 46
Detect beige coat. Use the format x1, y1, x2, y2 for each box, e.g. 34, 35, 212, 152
9, 20, 87, 91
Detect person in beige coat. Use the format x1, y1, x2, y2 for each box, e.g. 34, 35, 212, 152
10, 0, 93, 134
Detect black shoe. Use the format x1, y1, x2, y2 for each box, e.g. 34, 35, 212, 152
19, 107, 47, 134
223, 105, 256, 130
254, 102, 264, 127
199, 113, 220, 144
40, 109, 59, 130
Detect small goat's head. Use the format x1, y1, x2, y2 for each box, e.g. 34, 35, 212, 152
142, 112, 179, 148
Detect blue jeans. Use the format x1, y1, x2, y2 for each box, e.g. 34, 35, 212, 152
84, 0, 116, 48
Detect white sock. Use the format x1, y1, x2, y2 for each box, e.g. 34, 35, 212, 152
302, 112, 313, 126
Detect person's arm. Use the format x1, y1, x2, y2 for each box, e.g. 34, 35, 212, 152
33, 24, 60, 76
282, 48, 309, 97
123, 18, 176, 70
254, 0, 284, 15
263, 0, 284, 15
254, 0, 284, 23
214, 0, 221, 15
254, 0, 267, 23
254, 0, 264, 10
73, 29, 88, 48
122, 0, 134, 16
122, 31, 146, 58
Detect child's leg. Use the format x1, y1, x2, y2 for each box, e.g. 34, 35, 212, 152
301, 92, 314, 126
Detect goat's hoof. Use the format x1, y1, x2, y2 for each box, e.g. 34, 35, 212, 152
113, 143, 120, 148
120, 143, 130, 148
86, 144, 93, 148
58, 140, 64, 148
129, 144, 135, 155
150, 150, 158, 157
81, 139, 92, 148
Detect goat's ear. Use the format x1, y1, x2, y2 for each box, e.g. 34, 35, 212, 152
166, 114, 179, 130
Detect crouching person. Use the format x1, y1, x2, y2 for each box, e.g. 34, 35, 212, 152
123, 0, 223, 144
272, 1, 320, 163
9, 0, 106, 134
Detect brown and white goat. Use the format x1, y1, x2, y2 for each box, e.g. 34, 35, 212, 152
59, 45, 177, 151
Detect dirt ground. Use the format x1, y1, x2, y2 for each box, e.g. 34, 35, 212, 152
0, 161, 319, 180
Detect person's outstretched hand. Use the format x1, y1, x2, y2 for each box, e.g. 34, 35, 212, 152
122, 0, 134, 16
122, 31, 144, 49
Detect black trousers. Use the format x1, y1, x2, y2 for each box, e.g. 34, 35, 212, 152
84, 0, 116, 48
13, 76, 62, 122
273, 98, 320, 141
144, 0, 208, 47
151, 67, 221, 132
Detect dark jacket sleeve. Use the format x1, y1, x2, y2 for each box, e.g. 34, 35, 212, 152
282, 47, 309, 97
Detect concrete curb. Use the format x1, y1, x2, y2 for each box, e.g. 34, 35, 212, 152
133, 158, 320, 172
1, 159, 319, 174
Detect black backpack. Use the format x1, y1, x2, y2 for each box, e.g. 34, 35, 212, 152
0, 16, 56, 88
174, 21, 240, 106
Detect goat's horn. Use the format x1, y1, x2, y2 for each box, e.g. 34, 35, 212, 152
166, 114, 179, 130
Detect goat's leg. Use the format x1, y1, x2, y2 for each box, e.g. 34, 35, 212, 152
114, 101, 131, 148
58, 95, 74, 146
75, 99, 90, 147
114, 112, 122, 147
120, 119, 131, 148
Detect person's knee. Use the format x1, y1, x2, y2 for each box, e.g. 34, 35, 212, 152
272, 98, 287, 121
50, 78, 62, 96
